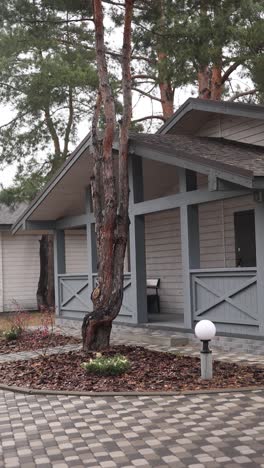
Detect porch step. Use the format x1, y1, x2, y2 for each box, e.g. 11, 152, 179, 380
112, 331, 189, 348
170, 335, 189, 347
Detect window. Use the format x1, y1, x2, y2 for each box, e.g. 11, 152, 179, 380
234, 210, 256, 267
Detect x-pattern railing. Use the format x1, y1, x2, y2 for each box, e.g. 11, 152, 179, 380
192, 271, 258, 325
60, 276, 89, 311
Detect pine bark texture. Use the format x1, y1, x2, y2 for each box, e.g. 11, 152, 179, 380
37, 234, 55, 310
82, 0, 133, 351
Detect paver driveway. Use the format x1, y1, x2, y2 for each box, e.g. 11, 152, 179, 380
0, 389, 264, 468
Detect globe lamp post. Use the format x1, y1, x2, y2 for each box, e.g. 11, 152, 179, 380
195, 320, 216, 380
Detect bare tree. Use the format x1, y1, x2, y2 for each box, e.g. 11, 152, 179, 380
82, 0, 134, 351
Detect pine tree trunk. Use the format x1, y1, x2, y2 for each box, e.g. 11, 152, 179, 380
159, 81, 174, 120
37, 235, 48, 309
210, 65, 222, 100
37, 234, 55, 310
198, 65, 211, 99
82, 0, 133, 352
47, 235, 55, 307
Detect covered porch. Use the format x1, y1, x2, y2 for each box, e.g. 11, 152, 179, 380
12, 132, 264, 338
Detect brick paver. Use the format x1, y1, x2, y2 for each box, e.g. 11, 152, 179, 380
0, 389, 264, 467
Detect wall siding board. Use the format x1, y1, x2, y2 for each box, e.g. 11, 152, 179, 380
2, 233, 41, 311
145, 209, 183, 316
199, 195, 255, 269
65, 230, 88, 274
197, 115, 264, 147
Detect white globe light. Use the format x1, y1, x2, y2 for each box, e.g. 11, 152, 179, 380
195, 320, 216, 341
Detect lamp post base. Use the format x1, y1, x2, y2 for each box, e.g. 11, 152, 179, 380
200, 350, 213, 380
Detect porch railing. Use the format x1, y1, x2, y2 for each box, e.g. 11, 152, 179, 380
190, 268, 259, 334
58, 272, 133, 319
92, 272, 133, 318
58, 274, 89, 314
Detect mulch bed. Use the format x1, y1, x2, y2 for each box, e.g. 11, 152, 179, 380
0, 345, 263, 392
0, 331, 81, 354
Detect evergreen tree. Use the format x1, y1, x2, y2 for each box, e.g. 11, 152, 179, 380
0, 0, 98, 308
115, 0, 264, 121
0, 0, 97, 197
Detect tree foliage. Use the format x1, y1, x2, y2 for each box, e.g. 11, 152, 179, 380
112, 0, 264, 120
0, 0, 97, 199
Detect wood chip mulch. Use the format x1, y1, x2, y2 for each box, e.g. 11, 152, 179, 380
0, 332, 81, 354
0, 345, 263, 392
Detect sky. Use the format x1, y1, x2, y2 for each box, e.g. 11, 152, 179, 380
0, 7, 252, 190
0, 84, 196, 188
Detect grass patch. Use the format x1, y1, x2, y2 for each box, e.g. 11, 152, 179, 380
81, 354, 131, 376
0, 311, 55, 334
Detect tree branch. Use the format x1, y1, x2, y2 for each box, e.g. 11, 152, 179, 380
131, 114, 165, 123
0, 111, 29, 129
221, 61, 242, 85
21, 17, 94, 25
132, 74, 156, 81
43, 106, 61, 159
229, 89, 257, 102
132, 87, 162, 102
63, 86, 74, 159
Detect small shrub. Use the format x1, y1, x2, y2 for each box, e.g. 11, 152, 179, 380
81, 354, 131, 376
3, 328, 21, 341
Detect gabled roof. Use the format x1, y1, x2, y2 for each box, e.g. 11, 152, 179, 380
11, 98, 264, 232
157, 98, 264, 135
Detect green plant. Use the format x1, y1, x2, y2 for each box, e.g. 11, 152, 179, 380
81, 354, 131, 376
3, 328, 21, 341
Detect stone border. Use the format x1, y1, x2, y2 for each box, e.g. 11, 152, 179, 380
0, 382, 263, 398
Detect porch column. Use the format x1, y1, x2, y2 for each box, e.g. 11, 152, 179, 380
255, 203, 264, 332
86, 188, 97, 309
179, 169, 200, 329
129, 156, 148, 323
53, 230, 65, 316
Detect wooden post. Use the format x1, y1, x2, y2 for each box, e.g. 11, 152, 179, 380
53, 230, 65, 317
129, 156, 148, 323
255, 203, 264, 333
129, 215, 148, 323
179, 169, 200, 329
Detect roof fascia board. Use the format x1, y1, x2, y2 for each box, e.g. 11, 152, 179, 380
131, 142, 254, 189
157, 98, 264, 135
12, 134, 91, 234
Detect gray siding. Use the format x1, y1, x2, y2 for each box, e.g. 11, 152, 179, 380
65, 230, 88, 274
199, 194, 255, 268
196, 115, 264, 146
2, 233, 40, 311
143, 159, 179, 201
145, 209, 183, 316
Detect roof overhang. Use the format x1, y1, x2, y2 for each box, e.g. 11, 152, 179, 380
157, 98, 264, 136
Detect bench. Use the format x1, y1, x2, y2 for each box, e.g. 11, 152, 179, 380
147, 278, 160, 314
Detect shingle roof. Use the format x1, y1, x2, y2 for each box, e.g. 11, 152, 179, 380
130, 133, 264, 178
0, 203, 28, 226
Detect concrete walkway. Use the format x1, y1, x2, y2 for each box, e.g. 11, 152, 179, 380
0, 389, 264, 467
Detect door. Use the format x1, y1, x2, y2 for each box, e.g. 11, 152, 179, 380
234, 210, 256, 267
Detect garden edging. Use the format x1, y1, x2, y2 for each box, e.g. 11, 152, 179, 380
0, 381, 264, 398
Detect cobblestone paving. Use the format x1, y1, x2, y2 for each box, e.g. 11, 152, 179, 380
0, 389, 264, 467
